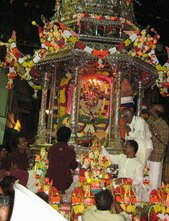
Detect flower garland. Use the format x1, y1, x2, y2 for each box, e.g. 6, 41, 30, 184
149, 184, 169, 221
31, 144, 169, 221
0, 21, 78, 92
75, 13, 168, 96
71, 138, 112, 215
35, 20, 78, 52
156, 62, 169, 96
113, 178, 137, 215
33, 147, 48, 181
75, 14, 140, 59
0, 13, 169, 96
76, 13, 138, 30
0, 32, 44, 95
76, 14, 169, 96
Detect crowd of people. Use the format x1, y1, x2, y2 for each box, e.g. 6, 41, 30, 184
0, 103, 168, 220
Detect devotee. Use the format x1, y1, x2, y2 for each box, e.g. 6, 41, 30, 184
9, 137, 30, 171
83, 189, 128, 221
0, 168, 28, 188
121, 108, 153, 165
120, 78, 135, 139
46, 126, 78, 193
0, 138, 30, 188
0, 167, 39, 194
147, 104, 169, 189
102, 140, 144, 185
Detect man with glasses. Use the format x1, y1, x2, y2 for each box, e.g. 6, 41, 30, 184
121, 108, 153, 165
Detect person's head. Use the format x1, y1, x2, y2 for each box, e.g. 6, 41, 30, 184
140, 109, 149, 120
15, 137, 28, 152
0, 176, 16, 195
123, 140, 138, 157
0, 194, 11, 221
121, 108, 134, 124
36, 192, 49, 203
95, 189, 113, 211
149, 104, 164, 119
57, 126, 72, 143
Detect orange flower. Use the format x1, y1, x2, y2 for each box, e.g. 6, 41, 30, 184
110, 16, 116, 20
116, 195, 122, 202
94, 15, 101, 20
35, 155, 41, 161
130, 197, 137, 203
92, 49, 109, 59
72, 195, 81, 204
45, 41, 51, 47
58, 22, 67, 30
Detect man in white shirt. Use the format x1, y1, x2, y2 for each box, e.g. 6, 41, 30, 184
102, 140, 144, 185
121, 108, 153, 165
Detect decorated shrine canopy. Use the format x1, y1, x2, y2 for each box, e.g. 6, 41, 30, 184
0, 1, 169, 96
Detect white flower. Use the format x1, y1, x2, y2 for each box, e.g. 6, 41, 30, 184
63, 30, 72, 38
84, 46, 93, 54
129, 34, 138, 42
108, 47, 117, 54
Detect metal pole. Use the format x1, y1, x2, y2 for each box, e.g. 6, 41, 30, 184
35, 72, 48, 145
47, 66, 57, 144
69, 67, 80, 143
108, 77, 114, 146
114, 71, 121, 141
137, 81, 142, 116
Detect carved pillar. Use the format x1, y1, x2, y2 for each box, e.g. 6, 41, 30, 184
69, 67, 80, 143
137, 81, 142, 116
109, 70, 122, 152
35, 72, 48, 145
47, 67, 57, 144
108, 77, 114, 146
114, 71, 122, 141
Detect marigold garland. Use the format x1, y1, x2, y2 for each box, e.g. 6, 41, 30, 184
0, 13, 169, 96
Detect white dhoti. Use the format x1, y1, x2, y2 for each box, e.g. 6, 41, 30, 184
147, 160, 163, 190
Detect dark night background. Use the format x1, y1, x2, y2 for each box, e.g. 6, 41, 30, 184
0, 0, 169, 54
0, 0, 169, 139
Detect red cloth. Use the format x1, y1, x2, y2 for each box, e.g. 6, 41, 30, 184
10, 169, 28, 186
46, 142, 78, 191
